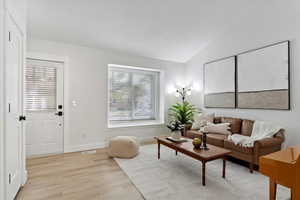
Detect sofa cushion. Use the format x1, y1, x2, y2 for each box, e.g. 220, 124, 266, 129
206, 133, 227, 147
203, 122, 231, 135
224, 139, 253, 154
191, 113, 215, 129
221, 117, 242, 133
241, 120, 254, 136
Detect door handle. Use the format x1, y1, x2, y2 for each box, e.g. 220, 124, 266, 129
55, 111, 63, 116
19, 115, 26, 121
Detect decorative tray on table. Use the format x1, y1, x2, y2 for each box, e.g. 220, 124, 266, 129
166, 137, 188, 143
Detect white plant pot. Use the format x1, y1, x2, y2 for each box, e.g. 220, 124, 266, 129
171, 131, 181, 140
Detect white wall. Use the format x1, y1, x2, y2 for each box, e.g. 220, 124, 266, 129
186, 0, 300, 147
27, 38, 185, 152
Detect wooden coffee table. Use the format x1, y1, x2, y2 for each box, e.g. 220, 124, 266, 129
154, 136, 231, 186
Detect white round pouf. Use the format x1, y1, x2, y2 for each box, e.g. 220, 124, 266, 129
107, 136, 140, 158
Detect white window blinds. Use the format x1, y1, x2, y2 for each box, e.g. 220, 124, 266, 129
108, 65, 160, 122
25, 59, 57, 111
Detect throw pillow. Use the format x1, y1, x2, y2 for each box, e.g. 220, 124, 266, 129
191, 113, 215, 129
203, 122, 231, 135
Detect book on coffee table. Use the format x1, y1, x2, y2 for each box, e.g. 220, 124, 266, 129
166, 137, 188, 143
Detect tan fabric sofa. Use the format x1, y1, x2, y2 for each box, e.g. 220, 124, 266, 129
184, 117, 285, 173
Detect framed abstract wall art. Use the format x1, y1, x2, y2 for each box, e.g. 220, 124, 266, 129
237, 41, 290, 110
203, 56, 236, 108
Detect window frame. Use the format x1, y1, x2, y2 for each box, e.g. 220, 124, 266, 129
24, 62, 58, 112
107, 64, 164, 128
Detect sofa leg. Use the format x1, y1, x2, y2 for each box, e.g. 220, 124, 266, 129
249, 162, 254, 173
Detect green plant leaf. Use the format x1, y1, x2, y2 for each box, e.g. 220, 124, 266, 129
167, 101, 199, 125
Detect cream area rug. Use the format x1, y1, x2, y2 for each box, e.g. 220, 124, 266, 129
114, 144, 290, 200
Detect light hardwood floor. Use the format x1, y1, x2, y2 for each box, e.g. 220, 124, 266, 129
16, 148, 144, 200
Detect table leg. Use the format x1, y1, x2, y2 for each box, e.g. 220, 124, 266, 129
291, 187, 300, 200
158, 142, 160, 160
223, 158, 226, 178
202, 161, 206, 186
175, 151, 178, 156
269, 179, 277, 200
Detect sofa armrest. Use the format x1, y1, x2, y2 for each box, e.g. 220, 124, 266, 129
254, 137, 283, 148
254, 136, 284, 165
274, 129, 285, 141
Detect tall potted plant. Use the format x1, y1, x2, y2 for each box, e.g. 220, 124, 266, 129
169, 101, 196, 124
169, 87, 198, 135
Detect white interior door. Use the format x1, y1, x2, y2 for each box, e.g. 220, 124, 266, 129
25, 59, 64, 157
5, 15, 23, 200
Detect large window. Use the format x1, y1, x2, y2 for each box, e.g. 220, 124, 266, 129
108, 64, 163, 127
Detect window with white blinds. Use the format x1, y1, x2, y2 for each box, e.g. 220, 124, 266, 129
25, 60, 57, 111
108, 64, 163, 127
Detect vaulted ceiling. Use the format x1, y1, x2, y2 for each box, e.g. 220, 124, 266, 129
28, 0, 262, 62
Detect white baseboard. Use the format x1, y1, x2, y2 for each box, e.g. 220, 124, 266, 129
64, 135, 160, 153
64, 142, 107, 153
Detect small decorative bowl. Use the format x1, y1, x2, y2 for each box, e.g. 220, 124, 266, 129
192, 138, 202, 149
